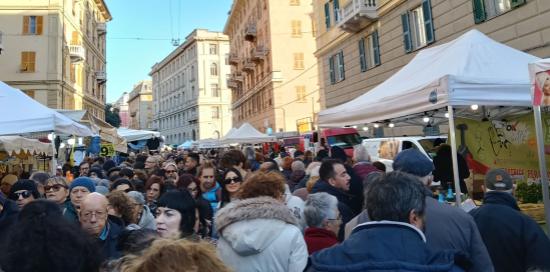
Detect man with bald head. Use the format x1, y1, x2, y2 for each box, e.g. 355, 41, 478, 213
79, 192, 122, 260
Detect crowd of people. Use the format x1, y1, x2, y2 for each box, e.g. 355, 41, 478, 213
0, 144, 549, 272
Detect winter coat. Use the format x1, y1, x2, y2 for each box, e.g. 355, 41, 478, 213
310, 180, 357, 240
309, 221, 465, 272
63, 201, 79, 225
470, 192, 550, 272
215, 196, 308, 272
288, 170, 306, 192
285, 186, 306, 231
0, 198, 18, 245
137, 204, 156, 230
304, 227, 338, 255
433, 152, 470, 194
351, 162, 380, 181
344, 193, 493, 272
98, 220, 123, 261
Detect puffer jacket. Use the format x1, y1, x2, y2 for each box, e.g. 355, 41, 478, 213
215, 196, 308, 272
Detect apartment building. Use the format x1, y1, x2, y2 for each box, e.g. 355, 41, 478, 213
225, 0, 320, 134
150, 29, 232, 145
127, 81, 153, 130
0, 0, 111, 120
314, 0, 550, 111
113, 91, 130, 128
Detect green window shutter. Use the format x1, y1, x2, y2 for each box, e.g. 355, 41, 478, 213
334, 0, 340, 22
511, 0, 526, 8
401, 13, 412, 53
358, 38, 367, 72
472, 0, 486, 24
372, 30, 381, 66
329, 56, 336, 84
422, 0, 435, 44
338, 51, 345, 80
324, 2, 331, 29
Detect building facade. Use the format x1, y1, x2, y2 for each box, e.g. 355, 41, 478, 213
127, 80, 153, 130
150, 29, 232, 145
113, 91, 129, 128
0, 0, 111, 120
225, 0, 320, 134
314, 0, 550, 112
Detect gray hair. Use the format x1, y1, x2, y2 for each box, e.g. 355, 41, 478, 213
291, 160, 305, 171
304, 192, 339, 228
353, 144, 370, 162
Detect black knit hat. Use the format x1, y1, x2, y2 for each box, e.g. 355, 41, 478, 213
9, 179, 41, 200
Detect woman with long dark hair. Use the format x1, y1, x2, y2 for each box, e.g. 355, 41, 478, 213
177, 173, 214, 237
219, 167, 244, 208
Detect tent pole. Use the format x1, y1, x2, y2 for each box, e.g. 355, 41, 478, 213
533, 106, 550, 232
447, 105, 463, 205
50, 132, 57, 176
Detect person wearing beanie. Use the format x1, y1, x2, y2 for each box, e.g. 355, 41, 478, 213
389, 148, 492, 272
64, 177, 96, 224
8, 179, 40, 209
470, 169, 550, 272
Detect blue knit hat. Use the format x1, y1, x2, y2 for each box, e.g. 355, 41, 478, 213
393, 149, 434, 177
69, 177, 96, 193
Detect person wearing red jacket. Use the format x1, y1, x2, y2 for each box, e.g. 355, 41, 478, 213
303, 192, 340, 254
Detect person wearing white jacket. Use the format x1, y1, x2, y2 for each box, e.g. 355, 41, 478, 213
215, 171, 308, 272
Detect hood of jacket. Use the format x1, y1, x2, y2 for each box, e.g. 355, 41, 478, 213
482, 191, 520, 211
139, 204, 157, 230
311, 221, 459, 272
215, 196, 299, 256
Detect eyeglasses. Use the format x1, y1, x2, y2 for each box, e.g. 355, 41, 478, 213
165, 170, 177, 173
44, 184, 67, 192
81, 210, 107, 220
10, 191, 32, 200
224, 177, 242, 184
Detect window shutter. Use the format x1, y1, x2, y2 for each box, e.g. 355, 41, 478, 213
37, 16, 43, 35
324, 2, 331, 29
338, 51, 345, 80
20, 52, 26, 70
372, 30, 381, 66
333, 0, 340, 22
401, 13, 412, 53
29, 52, 36, 72
422, 0, 435, 44
472, 0, 486, 24
329, 56, 335, 84
511, 0, 526, 8
358, 38, 367, 72
22, 16, 29, 34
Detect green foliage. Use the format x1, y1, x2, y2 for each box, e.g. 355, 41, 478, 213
105, 103, 121, 128
516, 182, 543, 204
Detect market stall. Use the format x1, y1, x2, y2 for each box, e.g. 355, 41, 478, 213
0, 136, 53, 175
222, 123, 276, 145
117, 128, 162, 151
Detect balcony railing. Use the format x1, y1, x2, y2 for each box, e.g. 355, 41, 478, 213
229, 53, 241, 65
68, 45, 86, 63
251, 45, 269, 63
233, 73, 244, 82
227, 79, 238, 89
244, 23, 257, 42
97, 22, 106, 35
96, 70, 106, 83
243, 58, 255, 72
337, 0, 379, 33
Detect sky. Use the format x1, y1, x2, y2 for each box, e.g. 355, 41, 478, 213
104, 0, 233, 103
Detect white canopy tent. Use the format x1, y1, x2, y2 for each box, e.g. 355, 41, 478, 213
0, 136, 53, 155
222, 123, 276, 144
178, 140, 195, 149
318, 29, 540, 205
117, 128, 161, 142
318, 29, 539, 127
0, 81, 93, 136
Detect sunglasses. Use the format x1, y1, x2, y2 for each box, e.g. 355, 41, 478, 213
45, 184, 67, 192
224, 177, 242, 184
10, 190, 32, 200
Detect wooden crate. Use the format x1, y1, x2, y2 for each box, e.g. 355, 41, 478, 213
519, 203, 546, 224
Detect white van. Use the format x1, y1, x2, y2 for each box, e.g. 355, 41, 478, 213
362, 136, 447, 171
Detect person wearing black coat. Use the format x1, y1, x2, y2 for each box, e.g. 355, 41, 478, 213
470, 169, 550, 272
329, 146, 363, 214
0, 195, 19, 244
433, 144, 470, 194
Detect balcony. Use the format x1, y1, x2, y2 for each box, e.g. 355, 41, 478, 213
96, 70, 106, 83
337, 0, 379, 33
227, 79, 238, 89
229, 53, 241, 66
242, 58, 255, 72
97, 22, 106, 35
233, 73, 244, 82
251, 45, 269, 63
272, 70, 283, 83
68, 45, 86, 62
244, 23, 257, 42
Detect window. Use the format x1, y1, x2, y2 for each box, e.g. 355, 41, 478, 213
328, 50, 344, 84
211, 106, 220, 119
473, 0, 525, 23
22, 16, 43, 35
293, 52, 304, 69
296, 86, 306, 102
401, 0, 434, 53
290, 0, 300, 5
210, 63, 218, 76
358, 30, 381, 72
20, 51, 36, 72
211, 83, 219, 97
324, 2, 331, 29
209, 44, 218, 55
291, 20, 302, 37
333, 0, 341, 23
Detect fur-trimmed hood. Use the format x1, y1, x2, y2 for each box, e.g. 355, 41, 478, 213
215, 196, 300, 256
